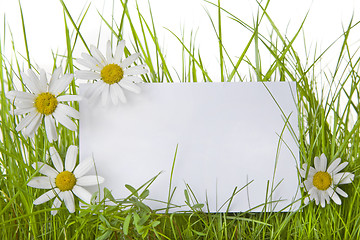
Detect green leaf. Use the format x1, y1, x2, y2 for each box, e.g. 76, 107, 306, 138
133, 212, 140, 225
125, 184, 139, 197
95, 230, 112, 240
151, 221, 160, 228
123, 213, 132, 235
192, 203, 204, 209
133, 212, 144, 233
140, 189, 149, 199
138, 213, 150, 226
134, 201, 150, 213
192, 229, 207, 236
99, 215, 111, 228
90, 191, 99, 203
104, 187, 116, 202
141, 228, 150, 238
184, 189, 190, 203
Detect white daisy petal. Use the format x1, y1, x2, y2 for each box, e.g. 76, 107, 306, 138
119, 79, 141, 94
90, 45, 107, 66
52, 108, 77, 131
124, 75, 144, 83
299, 163, 307, 178
327, 158, 341, 173
39, 69, 48, 92
308, 187, 316, 198
44, 115, 57, 143
23, 112, 42, 137
106, 40, 113, 63
29, 69, 47, 94
65, 145, 78, 172
76, 175, 105, 186
56, 103, 80, 119
314, 195, 320, 205
308, 166, 317, 178
124, 65, 148, 76
72, 185, 93, 204
32, 162, 58, 178
75, 70, 101, 80
308, 194, 314, 201
319, 153, 327, 172
34, 188, 60, 205
13, 100, 32, 109
15, 109, 38, 132
323, 190, 330, 204
50, 147, 63, 172
112, 83, 127, 103
298, 168, 305, 178
21, 70, 40, 94
333, 172, 354, 185
51, 192, 63, 215
120, 52, 140, 69
329, 189, 341, 205
101, 84, 110, 106
49, 73, 74, 96
339, 172, 352, 185
303, 179, 313, 191
57, 95, 82, 102
301, 163, 317, 178
17, 100, 35, 108
304, 196, 309, 205
81, 53, 104, 70
6, 90, 35, 102
114, 40, 125, 64
89, 82, 107, 103
28, 115, 42, 139
320, 191, 326, 208
332, 162, 349, 174
73, 157, 94, 178
314, 156, 321, 171
109, 84, 119, 105
76, 57, 95, 69
14, 107, 35, 115
335, 187, 348, 198
49, 67, 62, 90
63, 190, 75, 213
310, 188, 319, 205
27, 176, 54, 189
76, 57, 103, 71
48, 75, 62, 95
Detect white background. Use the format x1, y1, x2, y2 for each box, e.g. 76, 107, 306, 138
0, 0, 359, 81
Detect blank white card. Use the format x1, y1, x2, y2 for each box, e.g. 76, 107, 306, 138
79, 82, 300, 212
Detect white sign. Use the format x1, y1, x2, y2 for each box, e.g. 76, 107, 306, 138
79, 82, 300, 212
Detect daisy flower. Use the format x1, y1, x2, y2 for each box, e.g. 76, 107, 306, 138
27, 145, 104, 215
299, 153, 354, 207
6, 67, 80, 143
75, 40, 148, 105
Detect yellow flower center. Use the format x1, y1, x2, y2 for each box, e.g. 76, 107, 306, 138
313, 171, 332, 190
34, 92, 58, 115
101, 64, 124, 84
55, 171, 76, 191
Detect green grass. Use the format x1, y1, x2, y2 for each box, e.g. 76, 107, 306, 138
1, 0, 360, 239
